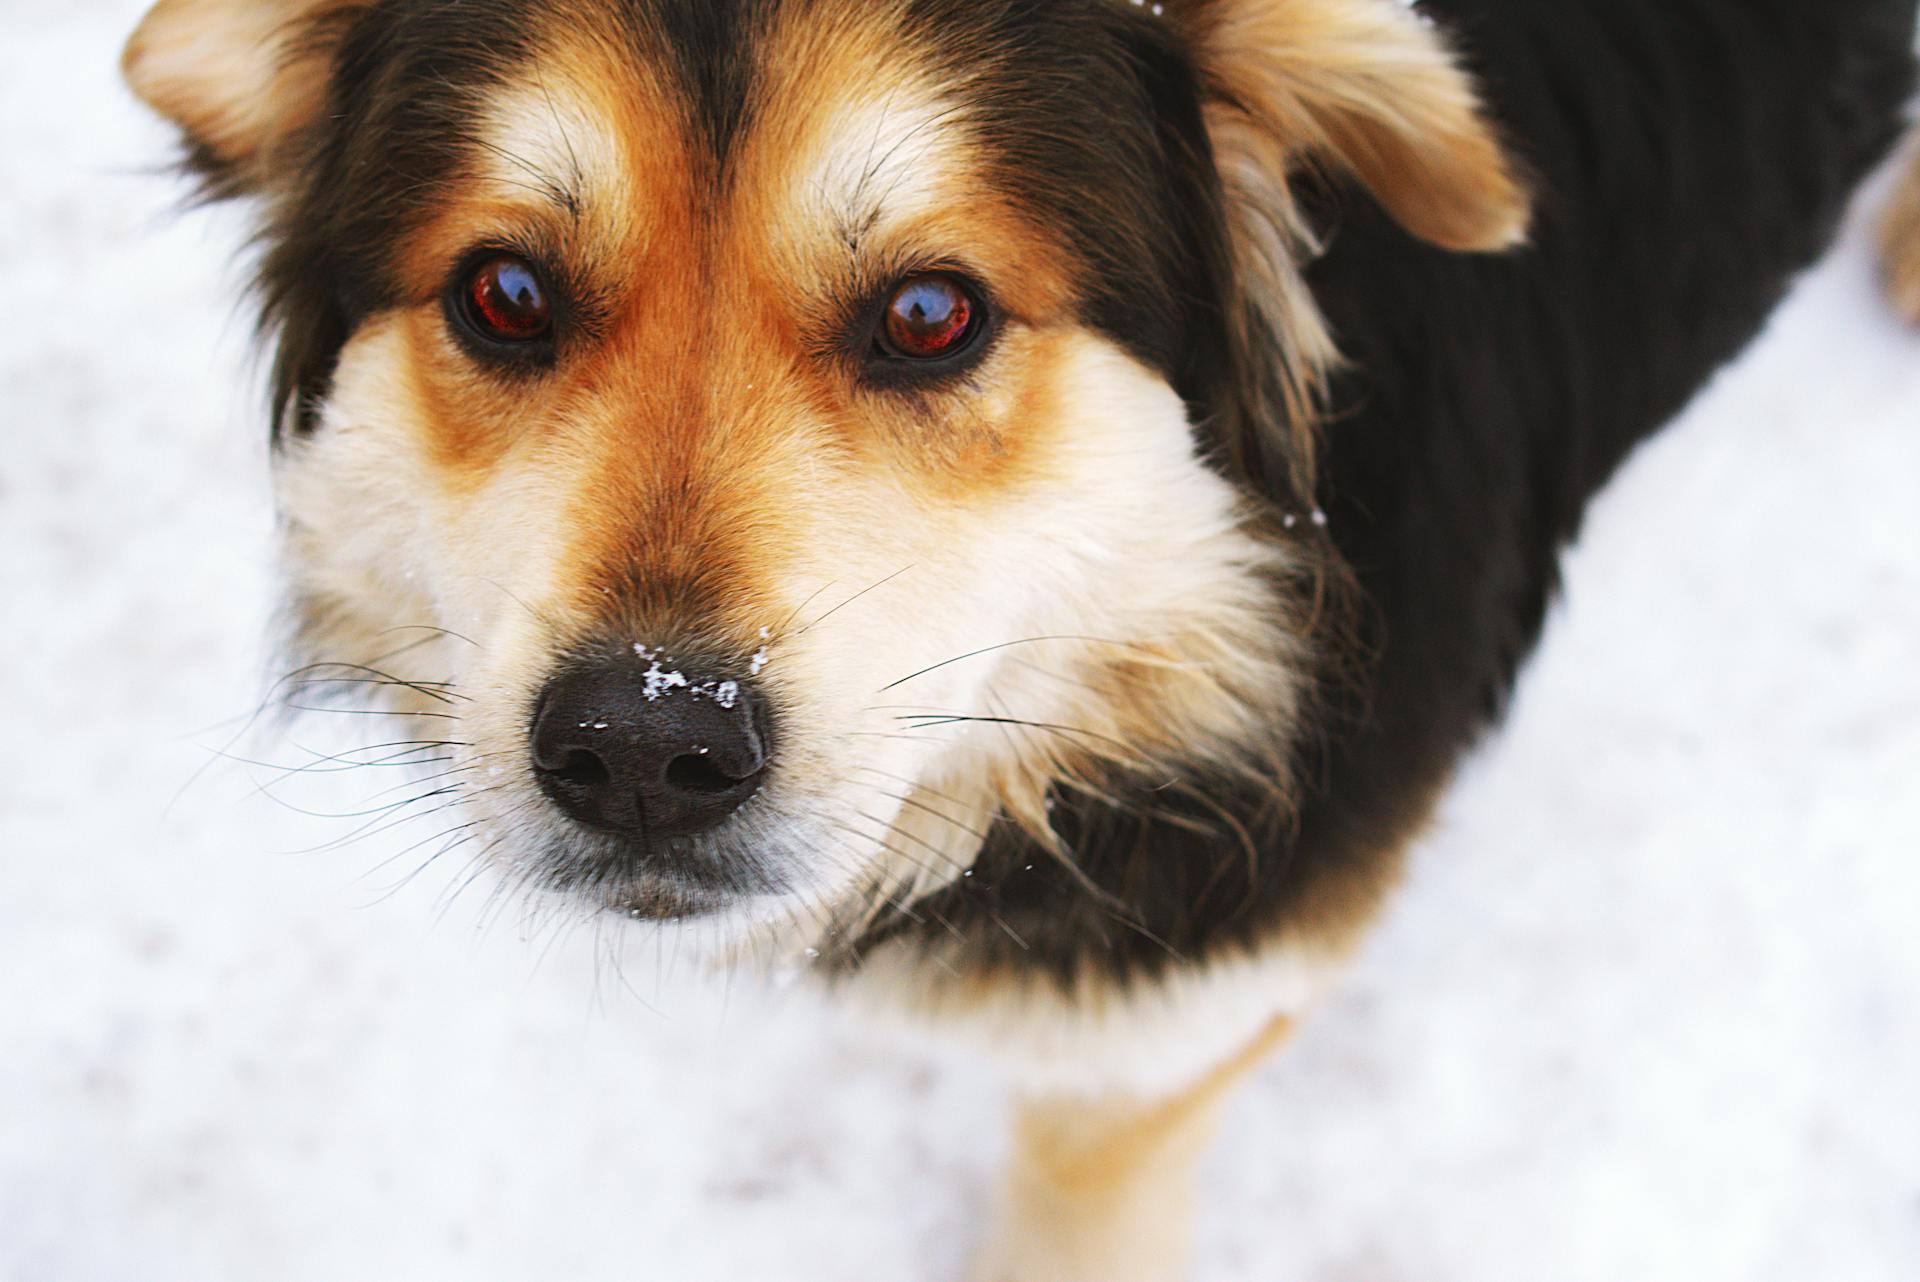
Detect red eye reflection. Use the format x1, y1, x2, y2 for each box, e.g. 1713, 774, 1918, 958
464, 254, 552, 342
880, 274, 979, 360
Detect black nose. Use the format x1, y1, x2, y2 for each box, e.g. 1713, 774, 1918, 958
530, 656, 769, 839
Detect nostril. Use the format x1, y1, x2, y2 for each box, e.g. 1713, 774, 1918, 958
550, 748, 612, 789
665, 751, 755, 795
531, 657, 773, 839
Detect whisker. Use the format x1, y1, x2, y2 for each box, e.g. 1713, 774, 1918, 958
265, 739, 464, 784
359, 759, 482, 801
372, 623, 481, 651
356, 816, 488, 883
256, 781, 463, 824
823, 818, 959, 918
844, 730, 955, 745
889, 712, 1138, 759
280, 662, 471, 705
477, 577, 557, 634
283, 677, 466, 707
879, 634, 1149, 692
281, 705, 462, 720
791, 564, 916, 638
851, 807, 970, 874
355, 829, 482, 906
168, 638, 468, 818
270, 789, 468, 856
194, 739, 458, 786
355, 746, 518, 802
434, 831, 524, 926
772, 578, 841, 639
845, 764, 981, 814
859, 787, 991, 844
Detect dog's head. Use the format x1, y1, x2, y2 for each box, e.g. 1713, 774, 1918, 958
127, 0, 1524, 949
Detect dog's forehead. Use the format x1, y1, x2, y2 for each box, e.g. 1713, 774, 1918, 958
469, 2, 973, 258
352, 0, 1205, 414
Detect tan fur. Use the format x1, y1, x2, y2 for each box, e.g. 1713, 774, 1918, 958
213, 4, 1319, 935
1880, 136, 1920, 327
972, 1016, 1297, 1282
117, 0, 1525, 918
123, 0, 1529, 1265
1187, 0, 1531, 252
122, 0, 368, 179
114, 0, 1508, 1015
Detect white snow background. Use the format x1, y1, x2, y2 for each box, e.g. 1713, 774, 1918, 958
3, 3, 1918, 1279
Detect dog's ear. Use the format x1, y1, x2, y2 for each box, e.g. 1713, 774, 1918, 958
123, 0, 368, 186
1180, 0, 1531, 252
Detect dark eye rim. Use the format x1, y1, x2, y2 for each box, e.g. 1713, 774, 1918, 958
442, 247, 562, 368
861, 270, 995, 385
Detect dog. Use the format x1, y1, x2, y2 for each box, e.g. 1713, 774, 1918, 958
124, 0, 1920, 1276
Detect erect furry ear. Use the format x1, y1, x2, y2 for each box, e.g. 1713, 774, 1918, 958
1182, 0, 1531, 253
122, 0, 368, 184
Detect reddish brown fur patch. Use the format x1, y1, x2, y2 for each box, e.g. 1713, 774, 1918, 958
395, 307, 526, 478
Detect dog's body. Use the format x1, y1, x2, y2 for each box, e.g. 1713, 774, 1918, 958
852, 0, 1920, 1072
126, 0, 1919, 1276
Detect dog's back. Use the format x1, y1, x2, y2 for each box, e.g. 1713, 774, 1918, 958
1291, 0, 1920, 940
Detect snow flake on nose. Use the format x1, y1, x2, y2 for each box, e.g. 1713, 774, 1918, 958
633, 645, 692, 701
630, 644, 744, 707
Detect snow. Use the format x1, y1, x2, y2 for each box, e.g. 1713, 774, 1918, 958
642, 657, 691, 701
3, 3, 1918, 1279
634, 646, 742, 705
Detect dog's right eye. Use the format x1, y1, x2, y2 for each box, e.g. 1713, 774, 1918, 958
458, 254, 553, 345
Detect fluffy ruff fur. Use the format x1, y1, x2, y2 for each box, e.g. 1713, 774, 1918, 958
125, 0, 1918, 1275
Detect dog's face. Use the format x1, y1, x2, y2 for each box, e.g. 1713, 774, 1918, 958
127, 0, 1524, 949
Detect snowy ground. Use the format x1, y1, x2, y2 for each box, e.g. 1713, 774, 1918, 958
4, 3, 1918, 1280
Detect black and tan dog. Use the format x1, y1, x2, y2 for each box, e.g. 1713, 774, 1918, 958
125, 0, 1920, 1275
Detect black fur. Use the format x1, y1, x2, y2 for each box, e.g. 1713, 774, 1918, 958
257, 1, 545, 435
249, 1, 1286, 494
841, 0, 1919, 982
194, 0, 1915, 985
648, 0, 765, 162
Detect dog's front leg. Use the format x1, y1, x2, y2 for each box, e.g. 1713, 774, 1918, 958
1881, 134, 1920, 327
971, 1015, 1294, 1282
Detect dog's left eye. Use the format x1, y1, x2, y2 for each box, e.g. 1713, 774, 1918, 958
876, 274, 982, 362
460, 254, 552, 344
